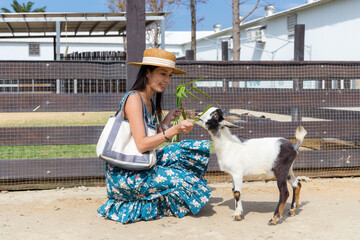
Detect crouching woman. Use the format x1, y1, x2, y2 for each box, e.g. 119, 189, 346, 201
97, 48, 211, 223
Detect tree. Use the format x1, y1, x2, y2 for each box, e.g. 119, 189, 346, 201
107, 0, 179, 49
231, 0, 260, 60
146, 0, 179, 48
1, 0, 46, 13
178, 0, 208, 59
232, 0, 240, 61
190, 0, 196, 58
106, 0, 127, 51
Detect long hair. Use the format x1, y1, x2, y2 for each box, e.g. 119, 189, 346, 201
130, 65, 163, 122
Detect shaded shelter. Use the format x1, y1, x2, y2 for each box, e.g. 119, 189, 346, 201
0, 12, 167, 60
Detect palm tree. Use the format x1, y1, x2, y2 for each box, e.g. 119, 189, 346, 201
1, 0, 46, 13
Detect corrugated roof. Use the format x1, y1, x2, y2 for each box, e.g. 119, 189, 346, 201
0, 12, 166, 38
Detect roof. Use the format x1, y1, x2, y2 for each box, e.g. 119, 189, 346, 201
0, 12, 167, 38
0, 31, 216, 46
195, 0, 335, 40
241, 0, 334, 28
160, 31, 215, 45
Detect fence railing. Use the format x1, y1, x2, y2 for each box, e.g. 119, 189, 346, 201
1, 60, 360, 189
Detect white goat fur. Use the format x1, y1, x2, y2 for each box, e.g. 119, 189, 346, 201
196, 107, 307, 224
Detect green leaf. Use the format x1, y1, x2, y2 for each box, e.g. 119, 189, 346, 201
168, 89, 178, 99
176, 97, 182, 108
181, 110, 187, 120
190, 87, 221, 107
176, 86, 185, 97
192, 105, 212, 124
185, 89, 203, 102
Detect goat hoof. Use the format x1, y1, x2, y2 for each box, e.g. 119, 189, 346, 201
288, 208, 296, 216
268, 216, 278, 225
233, 215, 242, 221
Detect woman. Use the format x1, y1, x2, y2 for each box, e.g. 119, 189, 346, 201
97, 48, 211, 223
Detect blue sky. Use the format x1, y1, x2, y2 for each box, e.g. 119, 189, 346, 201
0, 0, 306, 31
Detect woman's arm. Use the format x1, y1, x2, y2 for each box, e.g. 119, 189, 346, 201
160, 106, 183, 129
125, 94, 193, 153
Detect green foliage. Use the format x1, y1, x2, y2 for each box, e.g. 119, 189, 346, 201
169, 76, 220, 141
192, 104, 212, 124
1, 0, 46, 13
0, 145, 97, 160
0, 142, 215, 160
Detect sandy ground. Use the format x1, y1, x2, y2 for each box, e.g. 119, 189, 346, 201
1, 178, 360, 240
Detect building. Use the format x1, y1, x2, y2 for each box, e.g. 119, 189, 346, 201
195, 0, 360, 61
1, 0, 360, 61
0, 12, 214, 60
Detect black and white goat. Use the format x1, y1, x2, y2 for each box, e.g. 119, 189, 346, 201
196, 107, 307, 224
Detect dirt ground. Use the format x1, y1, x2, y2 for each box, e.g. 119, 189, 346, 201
1, 178, 360, 240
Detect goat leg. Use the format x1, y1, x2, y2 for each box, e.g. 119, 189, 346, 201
231, 174, 243, 221
289, 182, 302, 216
269, 178, 289, 225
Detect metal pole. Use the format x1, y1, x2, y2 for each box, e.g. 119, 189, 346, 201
56, 21, 61, 60
292, 24, 305, 122
294, 24, 305, 61
221, 41, 229, 61
161, 19, 165, 50
56, 79, 61, 94
74, 79, 78, 94
185, 50, 194, 60
53, 37, 56, 60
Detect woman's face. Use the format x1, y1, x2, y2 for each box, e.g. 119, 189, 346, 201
146, 67, 173, 93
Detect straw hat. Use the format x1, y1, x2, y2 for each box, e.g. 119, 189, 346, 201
128, 48, 187, 74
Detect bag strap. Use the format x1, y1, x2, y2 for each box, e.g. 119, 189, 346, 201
116, 91, 148, 123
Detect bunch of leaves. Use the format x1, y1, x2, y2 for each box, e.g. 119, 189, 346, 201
168, 76, 220, 141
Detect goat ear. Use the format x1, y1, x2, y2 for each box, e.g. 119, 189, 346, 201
222, 120, 243, 129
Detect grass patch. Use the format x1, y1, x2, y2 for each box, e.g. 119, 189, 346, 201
0, 145, 97, 160
0, 111, 191, 127
0, 112, 115, 127
0, 111, 213, 160
0, 142, 214, 160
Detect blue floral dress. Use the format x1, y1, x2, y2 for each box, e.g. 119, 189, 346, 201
97, 91, 211, 223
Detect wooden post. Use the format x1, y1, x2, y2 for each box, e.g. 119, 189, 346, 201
294, 24, 305, 61
185, 50, 195, 60
126, 0, 146, 91
292, 24, 305, 122
221, 41, 229, 61
53, 37, 57, 61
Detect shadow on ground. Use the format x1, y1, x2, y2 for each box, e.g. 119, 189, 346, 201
191, 197, 224, 218
215, 197, 309, 223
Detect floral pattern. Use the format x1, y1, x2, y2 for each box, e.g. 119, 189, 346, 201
97, 91, 211, 223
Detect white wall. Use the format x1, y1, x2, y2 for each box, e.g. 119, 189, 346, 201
234, 0, 360, 61
300, 0, 360, 60
0, 41, 54, 60
0, 31, 212, 61
0, 38, 124, 60
2, 0, 360, 61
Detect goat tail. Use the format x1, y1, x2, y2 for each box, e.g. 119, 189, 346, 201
293, 125, 307, 150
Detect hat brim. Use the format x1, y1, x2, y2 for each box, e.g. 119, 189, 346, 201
128, 62, 187, 75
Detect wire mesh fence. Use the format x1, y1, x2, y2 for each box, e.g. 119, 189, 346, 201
0, 60, 359, 190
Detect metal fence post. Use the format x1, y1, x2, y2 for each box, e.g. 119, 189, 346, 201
292, 24, 305, 122
221, 41, 229, 61
185, 50, 195, 60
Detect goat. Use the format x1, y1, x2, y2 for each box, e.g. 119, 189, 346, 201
196, 107, 307, 224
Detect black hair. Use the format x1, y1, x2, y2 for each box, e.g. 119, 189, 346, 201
130, 65, 163, 122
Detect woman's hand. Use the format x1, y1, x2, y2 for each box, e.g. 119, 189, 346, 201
163, 106, 183, 125
175, 120, 194, 134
